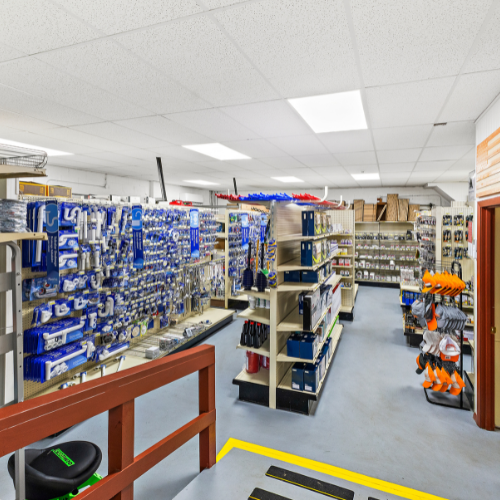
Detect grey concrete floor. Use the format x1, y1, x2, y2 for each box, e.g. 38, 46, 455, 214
1, 287, 499, 500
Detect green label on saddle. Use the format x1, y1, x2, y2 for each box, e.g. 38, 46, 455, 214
52, 448, 75, 467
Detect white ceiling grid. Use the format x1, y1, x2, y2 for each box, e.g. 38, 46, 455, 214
0, 0, 498, 188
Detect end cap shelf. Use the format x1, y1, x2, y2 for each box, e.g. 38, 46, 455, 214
0, 232, 47, 244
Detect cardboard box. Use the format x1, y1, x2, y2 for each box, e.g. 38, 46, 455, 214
48, 185, 72, 198
303, 288, 321, 330
287, 334, 302, 358
353, 200, 364, 222
408, 204, 420, 222
398, 198, 409, 221
363, 203, 376, 222
303, 363, 319, 393
292, 363, 306, 391
302, 210, 314, 236
386, 194, 399, 221
19, 181, 46, 196
300, 241, 313, 267
284, 270, 301, 282
299, 333, 318, 360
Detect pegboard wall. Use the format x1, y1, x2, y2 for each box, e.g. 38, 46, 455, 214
20, 195, 218, 399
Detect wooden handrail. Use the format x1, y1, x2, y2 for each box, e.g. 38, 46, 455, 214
0, 344, 216, 500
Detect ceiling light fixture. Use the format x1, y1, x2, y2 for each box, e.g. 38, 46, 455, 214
0, 138, 73, 156
271, 176, 304, 183
183, 180, 220, 186
183, 143, 250, 160
288, 90, 367, 133
351, 172, 380, 181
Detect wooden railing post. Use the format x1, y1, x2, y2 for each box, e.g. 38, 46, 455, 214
109, 400, 135, 500
198, 362, 216, 471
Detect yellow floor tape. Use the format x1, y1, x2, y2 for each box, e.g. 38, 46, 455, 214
216, 438, 449, 500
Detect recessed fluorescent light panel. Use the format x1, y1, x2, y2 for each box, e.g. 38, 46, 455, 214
288, 90, 367, 133
272, 176, 304, 183
351, 173, 380, 181
0, 138, 72, 156
183, 143, 250, 160
183, 180, 219, 186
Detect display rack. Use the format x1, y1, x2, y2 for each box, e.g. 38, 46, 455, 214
355, 221, 417, 288
232, 201, 351, 415
17, 195, 232, 400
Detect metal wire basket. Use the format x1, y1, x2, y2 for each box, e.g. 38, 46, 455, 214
0, 143, 48, 170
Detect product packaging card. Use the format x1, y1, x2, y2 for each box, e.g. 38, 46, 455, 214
46, 200, 60, 291
292, 363, 306, 391
260, 214, 267, 242
242, 213, 249, 250
304, 363, 319, 393
132, 204, 144, 269
190, 208, 200, 260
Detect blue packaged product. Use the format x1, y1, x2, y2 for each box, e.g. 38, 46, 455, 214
291, 363, 306, 391
303, 363, 319, 393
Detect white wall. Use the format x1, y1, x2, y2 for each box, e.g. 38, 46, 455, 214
22, 165, 212, 205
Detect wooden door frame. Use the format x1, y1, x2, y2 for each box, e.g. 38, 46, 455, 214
476, 196, 499, 430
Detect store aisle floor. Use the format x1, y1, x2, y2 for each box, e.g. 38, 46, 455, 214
1, 287, 498, 500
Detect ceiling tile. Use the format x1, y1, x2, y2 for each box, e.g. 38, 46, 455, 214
413, 161, 456, 171
202, 0, 247, 7
37, 40, 210, 115
151, 145, 219, 162
268, 135, 329, 156
72, 122, 170, 148
426, 121, 475, 147
0, 42, 25, 63
115, 116, 211, 145
0, 110, 59, 131
372, 125, 432, 150
334, 151, 377, 166
366, 78, 454, 128
463, 4, 500, 73
407, 171, 441, 185
38, 127, 126, 152
379, 163, 415, 172
0, 57, 148, 121
293, 155, 341, 168
192, 161, 244, 172
343, 164, 379, 174
0, 85, 100, 126
221, 101, 312, 137
260, 156, 307, 169
377, 148, 421, 164
351, 0, 490, 86
214, 0, 359, 97
165, 108, 258, 141
439, 70, 500, 122
318, 130, 373, 154
229, 159, 271, 170
0, 0, 99, 54
380, 172, 410, 183
54, 0, 202, 35
312, 166, 350, 177
419, 145, 472, 161
119, 16, 278, 106
221, 139, 287, 158
0, 125, 102, 154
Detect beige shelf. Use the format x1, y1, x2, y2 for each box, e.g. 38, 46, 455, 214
278, 324, 343, 395
278, 233, 350, 242
277, 272, 342, 293
340, 305, 353, 314
231, 294, 248, 301
234, 368, 270, 386
237, 337, 270, 356
277, 249, 340, 272
469, 339, 475, 352
0, 165, 47, 179
400, 283, 420, 292
216, 233, 227, 239
237, 307, 271, 325
0, 232, 47, 244
355, 283, 359, 299
331, 264, 352, 269
238, 288, 270, 299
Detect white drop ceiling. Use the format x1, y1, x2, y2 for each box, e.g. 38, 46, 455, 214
0, 0, 498, 190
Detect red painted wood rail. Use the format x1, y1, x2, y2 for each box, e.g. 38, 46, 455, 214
0, 344, 216, 500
